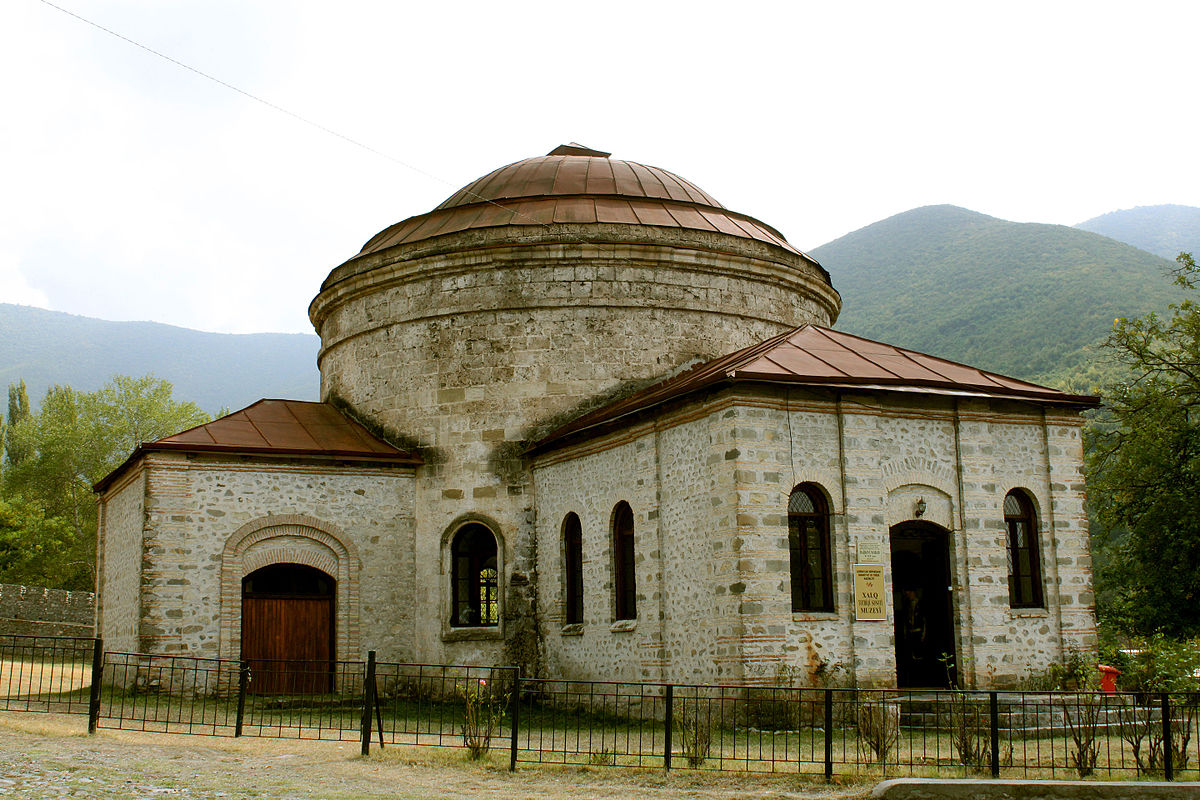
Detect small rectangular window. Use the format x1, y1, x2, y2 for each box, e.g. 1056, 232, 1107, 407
612, 503, 637, 620
563, 513, 584, 624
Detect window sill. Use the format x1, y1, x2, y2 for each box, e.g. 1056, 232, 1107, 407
610, 619, 637, 634
442, 626, 503, 642
560, 623, 584, 637
1009, 608, 1048, 619
792, 611, 839, 622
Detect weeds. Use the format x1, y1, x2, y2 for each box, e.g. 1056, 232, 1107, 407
587, 745, 616, 766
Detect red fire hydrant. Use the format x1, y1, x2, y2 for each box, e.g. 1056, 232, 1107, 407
1098, 664, 1121, 694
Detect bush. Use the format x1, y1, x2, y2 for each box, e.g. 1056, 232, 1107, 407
675, 696, 714, 767
1100, 634, 1200, 694
1019, 650, 1098, 691
459, 678, 507, 759
857, 700, 900, 767
947, 693, 990, 772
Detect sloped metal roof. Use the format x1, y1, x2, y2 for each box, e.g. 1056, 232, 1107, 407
94, 400, 420, 493
534, 325, 1100, 451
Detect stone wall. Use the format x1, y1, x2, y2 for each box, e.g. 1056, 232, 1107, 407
532, 420, 665, 684
311, 224, 839, 669
95, 467, 146, 651
0, 583, 94, 638
534, 385, 1095, 688
97, 452, 417, 663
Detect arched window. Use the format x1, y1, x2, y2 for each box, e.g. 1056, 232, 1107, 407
450, 523, 499, 626
612, 502, 637, 621
1004, 490, 1044, 608
563, 513, 584, 625
789, 484, 833, 612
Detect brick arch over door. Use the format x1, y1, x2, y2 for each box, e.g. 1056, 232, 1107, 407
218, 514, 362, 662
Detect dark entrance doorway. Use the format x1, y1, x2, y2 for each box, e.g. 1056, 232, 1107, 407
241, 563, 335, 694
890, 522, 957, 688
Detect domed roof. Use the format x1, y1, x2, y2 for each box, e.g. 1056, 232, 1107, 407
353, 144, 806, 260
434, 143, 725, 210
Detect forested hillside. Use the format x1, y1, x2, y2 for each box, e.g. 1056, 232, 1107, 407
1076, 204, 1200, 260
811, 205, 1181, 387
0, 304, 319, 413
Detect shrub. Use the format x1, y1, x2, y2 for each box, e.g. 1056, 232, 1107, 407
459, 678, 507, 759
1019, 650, 1097, 692
857, 700, 900, 767
1061, 690, 1105, 777
1100, 634, 1200, 695
676, 696, 714, 767
947, 693, 990, 772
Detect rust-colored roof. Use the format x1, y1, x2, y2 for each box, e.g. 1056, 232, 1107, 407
348, 145, 808, 261
535, 326, 1100, 451
94, 400, 420, 493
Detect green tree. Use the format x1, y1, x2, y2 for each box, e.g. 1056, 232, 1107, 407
4, 380, 31, 467
0, 496, 76, 588
1088, 253, 1200, 636
2, 375, 209, 590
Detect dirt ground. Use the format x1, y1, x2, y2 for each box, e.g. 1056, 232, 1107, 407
0, 712, 873, 800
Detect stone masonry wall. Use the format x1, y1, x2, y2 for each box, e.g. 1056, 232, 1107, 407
312, 226, 838, 669
0, 583, 94, 638
96, 468, 146, 651
534, 387, 1095, 689
133, 453, 416, 662
532, 421, 665, 684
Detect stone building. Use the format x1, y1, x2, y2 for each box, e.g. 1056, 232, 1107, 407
94, 144, 1098, 689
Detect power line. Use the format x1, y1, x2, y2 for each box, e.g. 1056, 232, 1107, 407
35, 1, 792, 272
37, 0, 456, 190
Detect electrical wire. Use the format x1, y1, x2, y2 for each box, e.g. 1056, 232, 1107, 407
36, 0, 586, 236
36, 1, 814, 298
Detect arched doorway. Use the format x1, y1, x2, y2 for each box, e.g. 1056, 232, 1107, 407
890, 522, 957, 688
241, 563, 335, 694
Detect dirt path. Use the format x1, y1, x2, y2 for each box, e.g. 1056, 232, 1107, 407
0, 712, 872, 800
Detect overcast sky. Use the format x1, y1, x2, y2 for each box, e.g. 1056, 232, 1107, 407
3, 1, 1198, 334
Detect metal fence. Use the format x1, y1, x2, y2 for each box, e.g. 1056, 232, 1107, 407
2, 634, 1198, 780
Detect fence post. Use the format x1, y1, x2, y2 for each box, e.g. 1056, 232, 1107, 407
360, 651, 377, 756
1162, 692, 1173, 781
989, 691, 1000, 777
824, 688, 833, 782
509, 667, 521, 772
664, 684, 674, 770
87, 638, 103, 734
374, 670, 385, 751
234, 660, 249, 737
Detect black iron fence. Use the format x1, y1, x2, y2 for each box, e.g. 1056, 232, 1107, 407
2, 634, 1198, 780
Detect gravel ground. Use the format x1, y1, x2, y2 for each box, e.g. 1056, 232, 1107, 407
0, 712, 872, 800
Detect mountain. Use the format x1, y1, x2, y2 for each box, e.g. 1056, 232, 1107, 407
1075, 204, 1200, 260
0, 304, 319, 414
811, 205, 1182, 386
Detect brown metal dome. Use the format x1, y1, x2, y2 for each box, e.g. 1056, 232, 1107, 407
353, 144, 806, 259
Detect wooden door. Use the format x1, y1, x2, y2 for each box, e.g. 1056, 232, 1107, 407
241, 565, 335, 694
